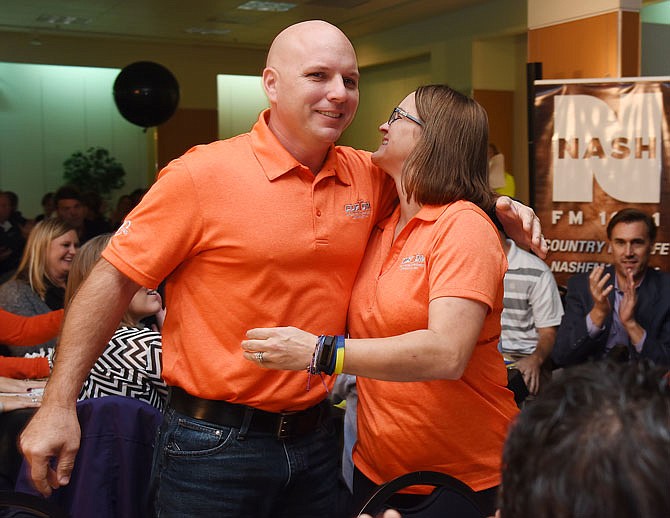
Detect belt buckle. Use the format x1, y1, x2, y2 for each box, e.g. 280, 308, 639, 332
276, 411, 297, 439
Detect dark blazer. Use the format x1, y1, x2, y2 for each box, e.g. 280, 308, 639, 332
15, 396, 162, 518
552, 266, 670, 367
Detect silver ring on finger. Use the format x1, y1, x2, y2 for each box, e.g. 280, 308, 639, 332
255, 351, 264, 364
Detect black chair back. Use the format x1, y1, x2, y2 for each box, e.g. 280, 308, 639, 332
357, 470, 485, 518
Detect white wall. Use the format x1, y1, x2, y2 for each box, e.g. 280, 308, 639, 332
217, 75, 268, 140
0, 63, 149, 217
641, 0, 670, 76
528, 0, 641, 29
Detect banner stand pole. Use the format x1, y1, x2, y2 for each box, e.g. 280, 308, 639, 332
526, 62, 543, 209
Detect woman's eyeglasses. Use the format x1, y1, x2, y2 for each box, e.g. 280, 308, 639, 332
387, 107, 423, 127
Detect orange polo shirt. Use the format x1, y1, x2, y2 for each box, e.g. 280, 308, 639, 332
103, 110, 396, 412
349, 201, 518, 492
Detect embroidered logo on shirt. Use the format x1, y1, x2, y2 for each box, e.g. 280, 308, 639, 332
115, 220, 132, 236
400, 254, 426, 270
344, 200, 371, 219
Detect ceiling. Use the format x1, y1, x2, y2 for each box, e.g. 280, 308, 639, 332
0, 0, 491, 50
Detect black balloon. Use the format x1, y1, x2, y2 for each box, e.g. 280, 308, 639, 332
113, 61, 179, 128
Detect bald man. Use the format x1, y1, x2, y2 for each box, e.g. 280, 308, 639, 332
20, 20, 543, 517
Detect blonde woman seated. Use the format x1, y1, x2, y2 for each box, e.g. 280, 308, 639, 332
63, 234, 167, 410
0, 219, 78, 358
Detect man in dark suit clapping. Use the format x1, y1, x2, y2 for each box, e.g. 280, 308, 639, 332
553, 208, 670, 367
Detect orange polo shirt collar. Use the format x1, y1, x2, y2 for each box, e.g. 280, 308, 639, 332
251, 109, 353, 185
413, 204, 449, 222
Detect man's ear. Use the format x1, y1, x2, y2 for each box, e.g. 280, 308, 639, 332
493, 509, 502, 518
262, 67, 278, 103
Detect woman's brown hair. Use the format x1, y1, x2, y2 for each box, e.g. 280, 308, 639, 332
402, 84, 495, 212
63, 233, 139, 327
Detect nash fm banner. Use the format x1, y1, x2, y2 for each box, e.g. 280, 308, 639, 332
533, 78, 670, 287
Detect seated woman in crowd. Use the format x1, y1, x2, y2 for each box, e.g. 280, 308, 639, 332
243, 85, 518, 517
63, 234, 167, 409
0, 218, 78, 359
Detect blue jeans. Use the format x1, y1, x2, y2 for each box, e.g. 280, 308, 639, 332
150, 406, 339, 517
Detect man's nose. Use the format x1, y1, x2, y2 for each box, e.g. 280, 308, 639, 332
326, 76, 347, 101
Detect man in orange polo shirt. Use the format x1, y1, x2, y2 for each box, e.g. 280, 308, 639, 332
20, 20, 544, 517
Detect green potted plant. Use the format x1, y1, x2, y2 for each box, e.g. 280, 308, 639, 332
63, 147, 126, 196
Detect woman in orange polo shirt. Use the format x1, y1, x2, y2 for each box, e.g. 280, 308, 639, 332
242, 84, 518, 516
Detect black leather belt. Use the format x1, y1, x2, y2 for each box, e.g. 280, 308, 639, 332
168, 386, 327, 440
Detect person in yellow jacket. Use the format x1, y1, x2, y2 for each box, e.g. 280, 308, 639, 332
488, 143, 516, 197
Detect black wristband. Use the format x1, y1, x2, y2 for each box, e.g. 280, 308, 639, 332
316, 335, 337, 373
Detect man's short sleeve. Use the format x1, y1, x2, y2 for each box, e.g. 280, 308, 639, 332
528, 268, 564, 328
103, 159, 203, 288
